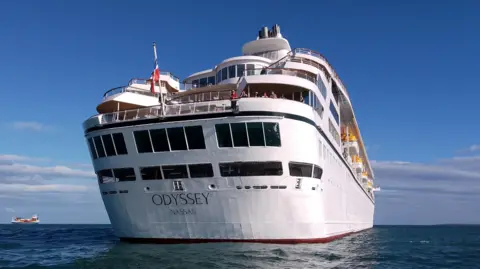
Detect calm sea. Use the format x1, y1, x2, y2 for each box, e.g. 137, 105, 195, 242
0, 224, 478, 268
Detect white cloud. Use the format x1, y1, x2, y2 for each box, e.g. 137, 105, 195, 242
11, 121, 50, 132
372, 155, 480, 224
468, 145, 480, 152
0, 163, 95, 179
0, 154, 50, 162
0, 184, 89, 193
5, 207, 15, 213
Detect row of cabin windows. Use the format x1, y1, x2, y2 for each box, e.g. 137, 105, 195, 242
96, 161, 323, 184
215, 122, 281, 148
134, 125, 206, 153
141, 163, 213, 180
97, 168, 136, 184
216, 64, 262, 84
87, 133, 128, 159
219, 161, 323, 179
191, 76, 216, 88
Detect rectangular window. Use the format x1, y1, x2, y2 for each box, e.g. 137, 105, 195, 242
215, 123, 233, 147
219, 161, 283, 177
87, 138, 98, 159
230, 123, 248, 147
246, 64, 255, 76
313, 165, 323, 179
289, 162, 313, 177
162, 165, 188, 179
318, 78, 327, 98
188, 163, 214, 178
263, 122, 281, 147
150, 129, 170, 152
97, 169, 114, 184
330, 101, 340, 125
237, 64, 245, 77
140, 166, 162, 180
247, 122, 265, 146
221, 67, 227, 80
192, 79, 199, 87
208, 76, 215, 86
228, 65, 236, 78
199, 77, 207, 87
102, 134, 116, 156
167, 127, 187, 151
112, 133, 128, 155
93, 136, 106, 158
113, 168, 136, 181
216, 71, 221, 84
184, 126, 206, 150
134, 130, 153, 153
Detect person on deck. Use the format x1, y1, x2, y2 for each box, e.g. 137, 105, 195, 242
230, 90, 238, 111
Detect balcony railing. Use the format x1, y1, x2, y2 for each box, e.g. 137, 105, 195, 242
98, 100, 232, 125
293, 48, 347, 94
102, 86, 159, 100
241, 67, 317, 84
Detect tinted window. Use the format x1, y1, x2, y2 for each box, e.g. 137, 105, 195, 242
215, 123, 232, 147
93, 136, 106, 158
167, 127, 187, 151
219, 162, 283, 177
113, 168, 136, 181
318, 78, 327, 98
330, 102, 339, 125
237, 64, 245, 77
162, 165, 188, 179
134, 130, 153, 153
263, 122, 281, 146
140, 166, 162, 180
289, 162, 312, 177
208, 76, 215, 85
221, 67, 227, 80
228, 65, 236, 78
247, 122, 265, 146
231, 123, 248, 147
150, 129, 170, 152
241, 162, 283, 176
246, 64, 255, 76
102, 134, 116, 156
184, 126, 206, 150
192, 79, 199, 87
112, 133, 128, 155
199, 77, 207, 87
188, 164, 214, 178
216, 71, 220, 84
313, 165, 323, 179
97, 169, 114, 183
87, 138, 98, 159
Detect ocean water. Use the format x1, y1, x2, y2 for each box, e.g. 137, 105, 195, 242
0, 225, 479, 268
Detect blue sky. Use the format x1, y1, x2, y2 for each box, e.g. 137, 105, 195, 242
0, 0, 478, 224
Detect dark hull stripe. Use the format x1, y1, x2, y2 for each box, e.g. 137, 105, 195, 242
85, 110, 374, 204
118, 228, 371, 245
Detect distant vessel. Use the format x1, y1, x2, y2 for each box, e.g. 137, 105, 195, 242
11, 215, 40, 224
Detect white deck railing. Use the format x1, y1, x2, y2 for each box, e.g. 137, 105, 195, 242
97, 100, 232, 125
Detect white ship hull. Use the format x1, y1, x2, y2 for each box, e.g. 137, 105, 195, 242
11, 221, 40, 224
92, 112, 374, 243
84, 24, 377, 243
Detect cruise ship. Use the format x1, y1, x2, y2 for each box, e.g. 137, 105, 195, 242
82, 24, 377, 244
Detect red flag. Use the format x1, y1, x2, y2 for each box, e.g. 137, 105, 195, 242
150, 59, 160, 93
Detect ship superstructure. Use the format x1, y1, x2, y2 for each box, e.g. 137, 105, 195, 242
82, 24, 376, 243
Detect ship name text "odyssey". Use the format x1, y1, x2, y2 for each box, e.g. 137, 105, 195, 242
152, 193, 210, 206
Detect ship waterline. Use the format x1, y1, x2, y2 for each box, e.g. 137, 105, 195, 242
83, 24, 377, 243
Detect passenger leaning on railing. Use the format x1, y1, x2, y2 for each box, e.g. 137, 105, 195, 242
240, 89, 248, 98
230, 90, 238, 110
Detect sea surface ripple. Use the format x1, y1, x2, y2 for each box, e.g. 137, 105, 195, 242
0, 225, 479, 268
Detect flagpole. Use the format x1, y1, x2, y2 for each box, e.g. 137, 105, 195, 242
153, 42, 165, 116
